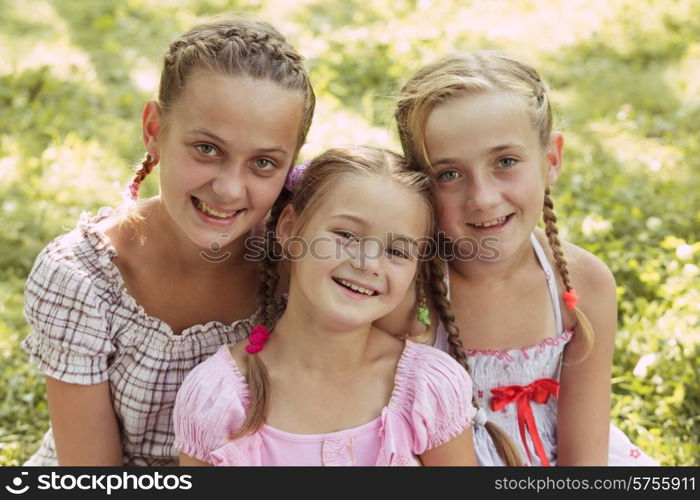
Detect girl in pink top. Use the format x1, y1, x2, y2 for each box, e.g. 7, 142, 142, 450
173, 146, 479, 466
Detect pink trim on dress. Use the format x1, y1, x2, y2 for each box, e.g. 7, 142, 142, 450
466, 330, 574, 362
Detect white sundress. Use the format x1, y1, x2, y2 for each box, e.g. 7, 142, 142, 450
434, 234, 658, 466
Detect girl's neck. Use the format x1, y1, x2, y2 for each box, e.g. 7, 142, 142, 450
269, 299, 376, 375
449, 233, 536, 286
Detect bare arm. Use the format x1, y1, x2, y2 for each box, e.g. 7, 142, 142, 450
556, 247, 617, 465
420, 427, 478, 466
46, 377, 123, 466
179, 452, 212, 466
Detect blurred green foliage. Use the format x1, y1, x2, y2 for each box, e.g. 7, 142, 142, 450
1, 0, 697, 465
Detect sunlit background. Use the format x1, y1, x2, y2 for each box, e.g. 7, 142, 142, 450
0, 0, 698, 465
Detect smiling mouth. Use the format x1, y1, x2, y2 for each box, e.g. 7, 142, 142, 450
468, 214, 513, 228
332, 277, 379, 296
192, 196, 244, 219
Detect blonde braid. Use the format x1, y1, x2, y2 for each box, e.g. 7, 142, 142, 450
427, 256, 524, 466
408, 262, 433, 343
127, 153, 158, 200
543, 188, 594, 360
230, 190, 291, 440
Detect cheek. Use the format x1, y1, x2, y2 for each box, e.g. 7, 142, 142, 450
311, 238, 337, 262
437, 195, 463, 234
250, 177, 286, 211
389, 264, 418, 299
161, 160, 205, 193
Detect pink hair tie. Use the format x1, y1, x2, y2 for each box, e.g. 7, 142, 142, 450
245, 325, 271, 354
562, 289, 578, 310
284, 160, 312, 192
127, 181, 139, 201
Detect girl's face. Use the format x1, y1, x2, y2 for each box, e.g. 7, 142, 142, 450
279, 175, 429, 331
423, 91, 561, 263
145, 69, 304, 250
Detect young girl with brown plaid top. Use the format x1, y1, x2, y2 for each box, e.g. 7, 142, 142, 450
21, 16, 315, 466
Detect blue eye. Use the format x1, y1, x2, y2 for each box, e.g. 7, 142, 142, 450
195, 143, 218, 156
437, 170, 461, 182
498, 157, 518, 169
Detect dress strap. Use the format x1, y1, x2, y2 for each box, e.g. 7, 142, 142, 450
530, 233, 563, 335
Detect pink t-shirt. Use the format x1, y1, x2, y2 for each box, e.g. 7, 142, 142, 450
173, 340, 475, 466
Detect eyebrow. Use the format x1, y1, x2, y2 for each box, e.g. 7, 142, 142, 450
431, 143, 526, 167
388, 233, 419, 246
331, 214, 367, 226
187, 128, 290, 156
331, 214, 419, 245
488, 143, 526, 153
187, 128, 229, 146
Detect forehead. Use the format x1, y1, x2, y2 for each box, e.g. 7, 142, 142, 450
169, 69, 304, 143
425, 91, 539, 159
309, 175, 430, 238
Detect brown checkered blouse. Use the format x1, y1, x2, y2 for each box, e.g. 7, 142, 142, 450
21, 208, 251, 465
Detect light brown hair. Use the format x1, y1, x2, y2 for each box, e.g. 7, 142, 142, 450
231, 145, 440, 439
396, 51, 596, 465
129, 16, 315, 197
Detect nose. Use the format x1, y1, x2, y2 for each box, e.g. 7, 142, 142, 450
350, 238, 383, 275
211, 162, 246, 201
465, 172, 500, 211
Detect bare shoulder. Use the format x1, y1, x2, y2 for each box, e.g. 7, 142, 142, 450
533, 228, 616, 318
560, 240, 616, 309
101, 198, 159, 257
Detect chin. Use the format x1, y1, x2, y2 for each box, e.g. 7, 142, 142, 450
325, 307, 380, 331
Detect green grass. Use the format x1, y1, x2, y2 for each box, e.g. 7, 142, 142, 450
1, 0, 697, 465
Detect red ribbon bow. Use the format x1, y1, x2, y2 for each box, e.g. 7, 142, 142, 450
490, 378, 560, 466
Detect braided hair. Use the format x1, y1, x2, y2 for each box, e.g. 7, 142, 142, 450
230, 146, 437, 440
128, 16, 315, 199
396, 51, 597, 464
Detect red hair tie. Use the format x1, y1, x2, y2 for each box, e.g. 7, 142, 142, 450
245, 325, 271, 354
562, 289, 578, 310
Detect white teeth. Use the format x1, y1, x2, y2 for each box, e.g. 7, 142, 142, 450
336, 278, 376, 296
194, 198, 239, 219
472, 216, 507, 228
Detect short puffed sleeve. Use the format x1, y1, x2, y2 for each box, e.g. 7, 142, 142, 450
21, 241, 115, 385
406, 342, 476, 453
173, 347, 248, 463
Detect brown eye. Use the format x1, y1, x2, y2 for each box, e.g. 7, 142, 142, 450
334, 230, 356, 241
254, 158, 275, 171
195, 144, 217, 156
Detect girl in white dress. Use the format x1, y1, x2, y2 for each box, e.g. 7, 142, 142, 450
382, 51, 657, 466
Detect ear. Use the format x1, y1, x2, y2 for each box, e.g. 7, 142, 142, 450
275, 204, 298, 244
544, 131, 564, 186
142, 101, 161, 154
